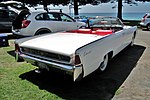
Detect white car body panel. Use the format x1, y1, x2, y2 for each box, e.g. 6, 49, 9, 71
15, 17, 137, 81
20, 33, 105, 55
12, 10, 85, 36
75, 26, 137, 77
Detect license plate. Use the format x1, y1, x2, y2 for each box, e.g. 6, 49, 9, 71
37, 62, 49, 71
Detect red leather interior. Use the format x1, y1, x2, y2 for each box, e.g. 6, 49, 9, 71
67, 29, 113, 36
94, 30, 113, 35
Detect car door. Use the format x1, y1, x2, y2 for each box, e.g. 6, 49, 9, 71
35, 13, 63, 33
0, 9, 18, 30
59, 13, 80, 31
46, 13, 64, 32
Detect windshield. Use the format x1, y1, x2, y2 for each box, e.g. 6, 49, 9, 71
91, 17, 123, 27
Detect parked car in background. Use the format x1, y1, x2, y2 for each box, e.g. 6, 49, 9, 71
0, 0, 28, 11
12, 9, 85, 36
0, 7, 19, 31
0, 0, 28, 31
140, 13, 150, 30
15, 17, 137, 81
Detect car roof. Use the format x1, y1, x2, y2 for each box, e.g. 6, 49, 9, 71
0, 1, 22, 5
29, 8, 62, 13
0, 6, 20, 14
28, 9, 63, 15
146, 13, 150, 15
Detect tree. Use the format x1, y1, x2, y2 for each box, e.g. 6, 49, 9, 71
14, 0, 150, 19
117, 0, 123, 20
73, 0, 150, 20
73, 0, 111, 16
16, 0, 70, 10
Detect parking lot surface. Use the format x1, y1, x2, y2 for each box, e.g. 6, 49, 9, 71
113, 29, 150, 100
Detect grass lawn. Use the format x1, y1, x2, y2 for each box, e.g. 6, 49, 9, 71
0, 40, 61, 100
0, 38, 134, 100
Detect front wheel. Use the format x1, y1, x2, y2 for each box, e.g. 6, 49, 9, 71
130, 32, 136, 47
99, 54, 109, 72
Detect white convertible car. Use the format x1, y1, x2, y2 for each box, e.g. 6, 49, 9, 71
15, 17, 137, 81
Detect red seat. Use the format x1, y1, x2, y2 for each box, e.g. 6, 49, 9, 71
91, 31, 96, 34
67, 30, 78, 33
95, 30, 113, 36
77, 29, 92, 34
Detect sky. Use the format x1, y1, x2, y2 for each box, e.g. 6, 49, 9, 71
50, 2, 150, 13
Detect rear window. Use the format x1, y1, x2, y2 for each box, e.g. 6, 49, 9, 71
92, 17, 122, 26
35, 13, 61, 21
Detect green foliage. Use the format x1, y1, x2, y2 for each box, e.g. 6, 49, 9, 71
14, 0, 150, 6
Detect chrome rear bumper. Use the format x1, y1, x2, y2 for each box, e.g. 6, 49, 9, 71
20, 54, 83, 81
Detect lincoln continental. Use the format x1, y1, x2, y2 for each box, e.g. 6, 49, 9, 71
15, 17, 137, 81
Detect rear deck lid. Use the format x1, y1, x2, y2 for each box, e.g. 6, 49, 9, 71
20, 32, 105, 56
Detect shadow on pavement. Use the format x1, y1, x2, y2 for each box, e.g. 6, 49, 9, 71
7, 50, 15, 57
141, 28, 150, 32
19, 44, 146, 100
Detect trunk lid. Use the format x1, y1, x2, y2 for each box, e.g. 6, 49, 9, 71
20, 32, 105, 56
12, 10, 30, 29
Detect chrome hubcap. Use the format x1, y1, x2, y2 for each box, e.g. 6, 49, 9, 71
100, 55, 108, 71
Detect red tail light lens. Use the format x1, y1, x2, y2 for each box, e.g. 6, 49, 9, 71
22, 20, 31, 28
75, 55, 81, 65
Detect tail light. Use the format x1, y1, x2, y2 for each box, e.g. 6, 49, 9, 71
22, 20, 31, 28
75, 55, 81, 65
15, 44, 20, 52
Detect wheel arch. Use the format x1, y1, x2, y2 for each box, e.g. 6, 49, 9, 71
108, 51, 113, 60
146, 23, 150, 30
35, 28, 51, 35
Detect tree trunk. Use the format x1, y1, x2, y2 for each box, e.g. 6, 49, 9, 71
74, 0, 78, 16
43, 0, 48, 11
117, 0, 123, 20
22, 0, 25, 6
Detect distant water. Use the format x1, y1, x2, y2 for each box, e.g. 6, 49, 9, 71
70, 12, 148, 20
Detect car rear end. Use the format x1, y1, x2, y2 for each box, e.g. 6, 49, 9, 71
0, 8, 19, 32
12, 10, 33, 37
15, 32, 102, 81
140, 13, 150, 30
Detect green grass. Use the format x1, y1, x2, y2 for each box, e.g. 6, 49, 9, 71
0, 40, 128, 100
0, 40, 61, 100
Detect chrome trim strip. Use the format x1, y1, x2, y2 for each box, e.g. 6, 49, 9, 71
20, 54, 83, 81
20, 54, 74, 72
21, 51, 71, 65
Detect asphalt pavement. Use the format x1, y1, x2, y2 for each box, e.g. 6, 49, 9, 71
113, 29, 150, 100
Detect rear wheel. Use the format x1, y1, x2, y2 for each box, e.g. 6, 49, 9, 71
99, 54, 109, 71
35, 29, 51, 35
130, 32, 136, 47
147, 23, 150, 31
